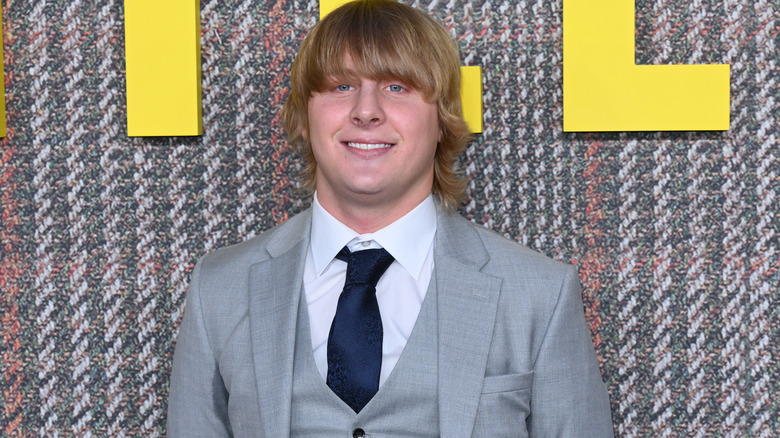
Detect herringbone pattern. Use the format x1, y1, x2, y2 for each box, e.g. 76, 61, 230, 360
0, 0, 776, 436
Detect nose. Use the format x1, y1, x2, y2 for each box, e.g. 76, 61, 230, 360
351, 82, 385, 127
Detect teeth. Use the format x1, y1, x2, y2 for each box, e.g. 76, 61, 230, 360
347, 142, 393, 150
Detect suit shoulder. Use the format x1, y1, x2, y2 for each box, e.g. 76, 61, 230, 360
185, 210, 310, 315
198, 209, 310, 273
456, 214, 574, 276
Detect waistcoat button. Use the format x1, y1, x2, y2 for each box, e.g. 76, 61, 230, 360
352, 428, 365, 438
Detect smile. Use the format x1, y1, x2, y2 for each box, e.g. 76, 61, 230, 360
346, 142, 394, 150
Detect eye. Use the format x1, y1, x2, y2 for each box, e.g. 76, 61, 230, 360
336, 84, 353, 92
386, 84, 405, 93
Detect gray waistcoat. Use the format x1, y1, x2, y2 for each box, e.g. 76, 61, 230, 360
291, 280, 440, 437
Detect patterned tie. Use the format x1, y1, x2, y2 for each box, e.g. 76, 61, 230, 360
326, 246, 394, 413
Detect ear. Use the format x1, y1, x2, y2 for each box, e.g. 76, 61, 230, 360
300, 113, 309, 141
301, 102, 312, 140
436, 110, 443, 143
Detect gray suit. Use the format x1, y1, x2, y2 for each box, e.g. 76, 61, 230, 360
167, 205, 614, 437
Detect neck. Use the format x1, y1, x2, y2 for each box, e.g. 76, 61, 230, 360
316, 192, 429, 234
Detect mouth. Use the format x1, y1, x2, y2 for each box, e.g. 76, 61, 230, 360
345, 142, 394, 151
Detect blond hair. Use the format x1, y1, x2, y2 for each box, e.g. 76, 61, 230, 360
281, 0, 471, 209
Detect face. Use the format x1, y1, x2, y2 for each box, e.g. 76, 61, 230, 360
307, 59, 440, 227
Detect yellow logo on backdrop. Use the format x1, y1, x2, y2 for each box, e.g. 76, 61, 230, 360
124, 0, 203, 137
0, 0, 731, 138
563, 0, 730, 131
0, 10, 5, 138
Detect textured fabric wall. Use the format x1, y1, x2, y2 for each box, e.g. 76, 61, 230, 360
0, 0, 776, 436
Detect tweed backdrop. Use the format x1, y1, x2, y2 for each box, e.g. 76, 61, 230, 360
0, 0, 777, 436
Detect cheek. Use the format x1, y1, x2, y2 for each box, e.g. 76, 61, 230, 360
308, 103, 344, 139
307, 97, 328, 135
418, 107, 441, 146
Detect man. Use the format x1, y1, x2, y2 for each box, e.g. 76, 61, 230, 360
167, 0, 613, 436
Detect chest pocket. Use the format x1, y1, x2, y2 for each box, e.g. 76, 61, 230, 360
472, 371, 533, 437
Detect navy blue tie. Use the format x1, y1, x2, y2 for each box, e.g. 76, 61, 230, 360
327, 246, 394, 413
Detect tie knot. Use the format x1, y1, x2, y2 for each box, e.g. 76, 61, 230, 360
336, 246, 395, 287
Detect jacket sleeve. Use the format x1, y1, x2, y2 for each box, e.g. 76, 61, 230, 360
167, 259, 233, 437
528, 265, 614, 437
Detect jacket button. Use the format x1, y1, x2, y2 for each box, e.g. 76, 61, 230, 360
352, 428, 365, 438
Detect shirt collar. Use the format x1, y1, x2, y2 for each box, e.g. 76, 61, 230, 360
310, 193, 437, 280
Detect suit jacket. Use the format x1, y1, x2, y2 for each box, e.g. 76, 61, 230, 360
167, 205, 614, 437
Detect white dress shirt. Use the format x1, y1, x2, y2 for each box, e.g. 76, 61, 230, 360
303, 193, 437, 386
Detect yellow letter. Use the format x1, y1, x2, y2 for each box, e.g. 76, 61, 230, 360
320, 0, 483, 133
0, 9, 6, 138
124, 0, 202, 136
460, 66, 483, 134
319, 0, 348, 20
563, 0, 730, 131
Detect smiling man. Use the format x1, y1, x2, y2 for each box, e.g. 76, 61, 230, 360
167, 1, 614, 436
305, 54, 441, 233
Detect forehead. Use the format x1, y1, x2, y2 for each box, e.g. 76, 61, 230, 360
326, 53, 397, 80
318, 50, 427, 93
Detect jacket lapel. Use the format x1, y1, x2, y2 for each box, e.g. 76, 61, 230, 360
247, 211, 311, 437
435, 210, 502, 438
